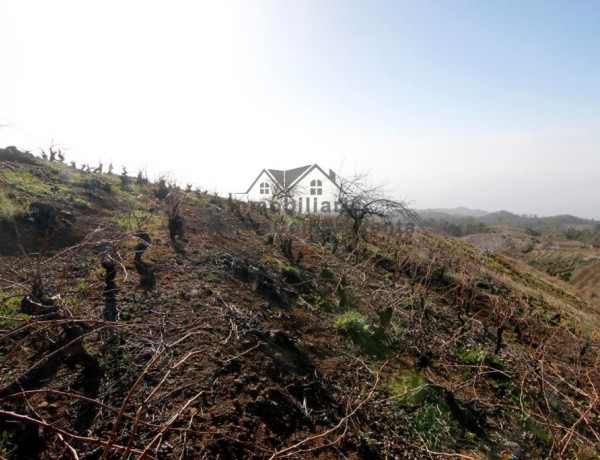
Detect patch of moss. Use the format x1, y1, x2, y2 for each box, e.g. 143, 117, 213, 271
320, 268, 336, 279
412, 400, 462, 449
365, 243, 395, 271
334, 311, 387, 357
492, 379, 525, 407
282, 266, 303, 283
456, 347, 507, 371
389, 369, 428, 406
318, 299, 339, 312
264, 255, 284, 271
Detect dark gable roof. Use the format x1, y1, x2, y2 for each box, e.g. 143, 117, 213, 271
267, 169, 284, 187
266, 165, 311, 188
283, 165, 311, 187
241, 164, 339, 194
288, 164, 341, 191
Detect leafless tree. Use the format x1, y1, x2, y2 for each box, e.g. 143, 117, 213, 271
263, 178, 306, 212
336, 172, 419, 239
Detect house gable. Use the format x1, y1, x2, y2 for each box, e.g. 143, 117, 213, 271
241, 169, 278, 195
237, 164, 341, 214
289, 164, 340, 191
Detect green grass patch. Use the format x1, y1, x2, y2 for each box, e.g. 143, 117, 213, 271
0, 166, 93, 210
0, 195, 22, 222
0, 292, 28, 329
0, 168, 55, 197
114, 205, 165, 234
334, 311, 370, 334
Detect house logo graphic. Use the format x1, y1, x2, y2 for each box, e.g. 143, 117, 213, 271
235, 164, 341, 213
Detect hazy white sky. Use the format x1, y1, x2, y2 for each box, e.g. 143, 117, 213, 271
1, 1, 599, 218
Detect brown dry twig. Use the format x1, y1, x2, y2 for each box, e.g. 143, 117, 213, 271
269, 361, 387, 459
0, 410, 157, 460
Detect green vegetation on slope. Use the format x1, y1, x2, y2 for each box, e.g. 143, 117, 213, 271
0, 148, 599, 459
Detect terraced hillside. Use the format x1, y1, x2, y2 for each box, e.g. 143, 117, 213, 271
463, 223, 600, 302
571, 259, 600, 299
521, 246, 600, 298
1, 148, 599, 459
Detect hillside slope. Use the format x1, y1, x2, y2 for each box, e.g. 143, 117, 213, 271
1, 149, 599, 459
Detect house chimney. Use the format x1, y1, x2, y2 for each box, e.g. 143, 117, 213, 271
329, 169, 336, 183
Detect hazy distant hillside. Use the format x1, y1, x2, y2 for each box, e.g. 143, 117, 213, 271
421, 206, 490, 218
480, 210, 593, 227
416, 208, 491, 237
418, 208, 594, 234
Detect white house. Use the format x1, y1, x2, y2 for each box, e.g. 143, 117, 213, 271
235, 164, 341, 214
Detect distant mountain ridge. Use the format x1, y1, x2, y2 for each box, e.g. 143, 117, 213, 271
420, 207, 490, 218
480, 211, 592, 226
417, 207, 594, 225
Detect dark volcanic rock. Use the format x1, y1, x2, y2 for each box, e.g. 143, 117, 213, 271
26, 202, 73, 231
0, 146, 38, 164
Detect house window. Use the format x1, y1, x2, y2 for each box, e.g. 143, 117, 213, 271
259, 182, 270, 194
310, 180, 322, 195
